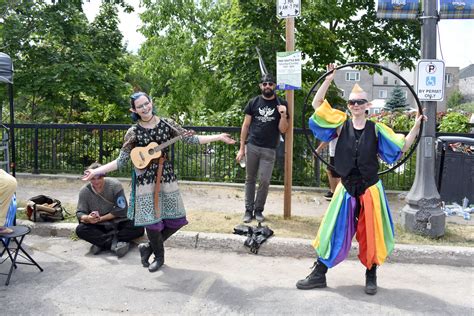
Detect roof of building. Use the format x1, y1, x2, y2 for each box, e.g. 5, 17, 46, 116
459, 64, 474, 79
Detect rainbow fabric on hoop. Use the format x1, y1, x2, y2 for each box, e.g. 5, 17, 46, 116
308, 100, 406, 268
308, 100, 346, 142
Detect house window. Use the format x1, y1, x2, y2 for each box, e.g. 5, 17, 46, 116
345, 72, 360, 81
404, 90, 408, 98
379, 90, 388, 98
383, 76, 388, 85
445, 73, 453, 86
374, 109, 381, 114
394, 79, 398, 85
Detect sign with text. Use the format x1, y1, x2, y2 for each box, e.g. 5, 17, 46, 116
416, 60, 445, 101
376, 0, 420, 19
276, 51, 301, 90
277, 0, 301, 18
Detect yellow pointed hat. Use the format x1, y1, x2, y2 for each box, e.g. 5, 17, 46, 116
351, 83, 365, 94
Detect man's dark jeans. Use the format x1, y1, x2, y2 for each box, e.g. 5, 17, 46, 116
76, 219, 144, 249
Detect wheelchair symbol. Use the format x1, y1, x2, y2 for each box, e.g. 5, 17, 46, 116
426, 76, 436, 86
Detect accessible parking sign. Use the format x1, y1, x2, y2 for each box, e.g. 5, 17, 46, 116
416, 60, 445, 101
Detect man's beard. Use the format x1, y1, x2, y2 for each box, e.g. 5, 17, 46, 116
262, 88, 274, 98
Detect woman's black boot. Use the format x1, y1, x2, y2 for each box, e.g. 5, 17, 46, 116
146, 228, 165, 273
138, 242, 152, 267
296, 260, 328, 290
365, 264, 377, 295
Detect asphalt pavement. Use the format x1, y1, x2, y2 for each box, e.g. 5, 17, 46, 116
1, 237, 473, 315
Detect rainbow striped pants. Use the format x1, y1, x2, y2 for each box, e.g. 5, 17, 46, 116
312, 180, 395, 269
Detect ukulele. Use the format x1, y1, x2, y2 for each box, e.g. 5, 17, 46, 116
130, 131, 194, 169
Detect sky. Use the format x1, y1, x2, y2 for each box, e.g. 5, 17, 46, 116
83, 1, 474, 69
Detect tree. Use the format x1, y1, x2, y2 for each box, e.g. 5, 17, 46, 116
0, 0, 131, 123
384, 86, 408, 111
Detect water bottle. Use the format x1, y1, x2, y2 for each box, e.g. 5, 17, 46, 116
239, 156, 246, 168
463, 211, 471, 220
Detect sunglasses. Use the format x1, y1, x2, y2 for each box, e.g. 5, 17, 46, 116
348, 99, 368, 106
135, 100, 151, 110
262, 82, 274, 87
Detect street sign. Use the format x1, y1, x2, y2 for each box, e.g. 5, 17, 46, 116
276, 51, 301, 90
416, 59, 445, 101
277, 0, 300, 19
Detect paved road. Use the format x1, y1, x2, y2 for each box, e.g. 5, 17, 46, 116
2, 237, 473, 315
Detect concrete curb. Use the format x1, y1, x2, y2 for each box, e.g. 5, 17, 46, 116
18, 220, 473, 267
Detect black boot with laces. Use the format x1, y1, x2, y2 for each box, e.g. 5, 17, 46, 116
365, 264, 377, 295
296, 260, 328, 290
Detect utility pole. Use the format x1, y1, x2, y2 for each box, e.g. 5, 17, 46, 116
401, 0, 445, 237
283, 17, 295, 219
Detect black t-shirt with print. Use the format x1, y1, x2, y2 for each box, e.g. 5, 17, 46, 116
244, 95, 288, 149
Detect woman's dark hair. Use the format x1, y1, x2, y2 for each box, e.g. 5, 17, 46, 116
129, 92, 154, 122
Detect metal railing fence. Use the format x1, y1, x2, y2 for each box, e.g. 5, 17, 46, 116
4, 123, 469, 190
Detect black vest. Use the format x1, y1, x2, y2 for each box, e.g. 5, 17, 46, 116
335, 120, 379, 187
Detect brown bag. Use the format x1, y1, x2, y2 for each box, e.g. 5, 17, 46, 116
26, 195, 65, 222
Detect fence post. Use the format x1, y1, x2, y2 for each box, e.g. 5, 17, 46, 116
33, 127, 39, 174
99, 128, 103, 164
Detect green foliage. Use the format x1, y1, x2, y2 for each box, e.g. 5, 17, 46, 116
447, 90, 464, 108
369, 111, 415, 132
438, 112, 470, 133
384, 86, 408, 111
0, 0, 131, 123
453, 102, 474, 113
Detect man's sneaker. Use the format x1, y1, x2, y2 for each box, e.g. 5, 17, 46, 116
254, 210, 265, 222
90, 244, 103, 255
113, 242, 130, 258
323, 191, 333, 201
242, 210, 253, 223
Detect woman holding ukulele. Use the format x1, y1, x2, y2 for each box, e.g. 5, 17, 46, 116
83, 92, 235, 272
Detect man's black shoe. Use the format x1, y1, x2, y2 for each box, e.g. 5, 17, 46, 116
90, 244, 102, 255
323, 191, 333, 201
114, 241, 130, 258
296, 261, 328, 290
365, 265, 377, 295
242, 210, 253, 223
254, 210, 265, 222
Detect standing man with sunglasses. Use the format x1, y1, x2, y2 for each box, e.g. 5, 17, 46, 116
297, 64, 425, 295
236, 73, 289, 223
76, 162, 144, 257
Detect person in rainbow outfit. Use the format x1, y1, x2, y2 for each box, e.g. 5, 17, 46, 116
296, 64, 425, 295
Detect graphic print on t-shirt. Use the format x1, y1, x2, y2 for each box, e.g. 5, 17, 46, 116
257, 106, 276, 123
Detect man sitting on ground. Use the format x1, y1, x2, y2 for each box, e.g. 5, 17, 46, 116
76, 162, 144, 257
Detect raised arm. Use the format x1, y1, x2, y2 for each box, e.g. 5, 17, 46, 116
312, 64, 336, 110
197, 133, 236, 145
402, 112, 426, 152
82, 160, 119, 181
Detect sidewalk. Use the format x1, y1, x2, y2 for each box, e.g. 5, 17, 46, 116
14, 173, 474, 267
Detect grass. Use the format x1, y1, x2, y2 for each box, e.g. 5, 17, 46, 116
16, 201, 474, 247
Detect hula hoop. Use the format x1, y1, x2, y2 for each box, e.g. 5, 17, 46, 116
302, 62, 423, 175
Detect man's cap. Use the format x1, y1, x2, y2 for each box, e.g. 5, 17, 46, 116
260, 73, 276, 83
